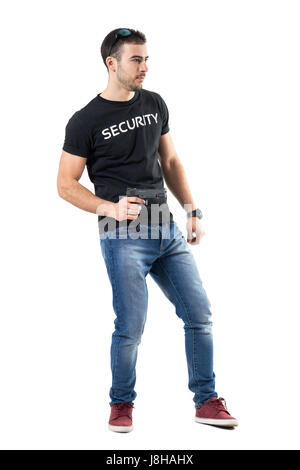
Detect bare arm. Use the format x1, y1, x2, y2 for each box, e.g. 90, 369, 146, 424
57, 150, 113, 215
158, 133, 196, 213
57, 151, 145, 220
158, 132, 205, 245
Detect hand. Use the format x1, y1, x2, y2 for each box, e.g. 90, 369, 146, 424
110, 196, 146, 221
186, 217, 205, 245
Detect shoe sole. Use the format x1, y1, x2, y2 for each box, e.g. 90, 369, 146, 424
108, 424, 133, 433
195, 417, 238, 427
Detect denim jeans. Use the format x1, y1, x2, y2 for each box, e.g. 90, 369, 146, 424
99, 220, 218, 408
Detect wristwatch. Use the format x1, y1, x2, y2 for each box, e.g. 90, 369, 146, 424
186, 208, 203, 220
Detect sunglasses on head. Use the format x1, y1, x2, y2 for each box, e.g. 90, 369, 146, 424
107, 29, 132, 58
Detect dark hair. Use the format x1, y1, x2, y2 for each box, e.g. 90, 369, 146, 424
100, 28, 146, 71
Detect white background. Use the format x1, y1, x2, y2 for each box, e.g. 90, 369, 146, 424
1, 0, 299, 450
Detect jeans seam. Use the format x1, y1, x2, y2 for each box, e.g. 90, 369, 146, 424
107, 238, 121, 386
157, 257, 200, 386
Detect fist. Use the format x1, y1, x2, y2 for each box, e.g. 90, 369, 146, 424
186, 217, 206, 245
113, 196, 146, 221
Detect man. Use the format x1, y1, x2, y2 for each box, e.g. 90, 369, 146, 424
57, 28, 238, 432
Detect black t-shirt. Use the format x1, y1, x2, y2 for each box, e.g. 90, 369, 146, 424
62, 88, 173, 230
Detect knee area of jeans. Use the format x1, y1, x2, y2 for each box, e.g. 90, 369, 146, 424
113, 327, 145, 342
184, 321, 213, 335
130, 327, 145, 342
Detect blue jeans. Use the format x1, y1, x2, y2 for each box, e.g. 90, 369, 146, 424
99, 220, 218, 408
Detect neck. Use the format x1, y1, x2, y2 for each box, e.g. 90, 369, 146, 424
99, 86, 136, 102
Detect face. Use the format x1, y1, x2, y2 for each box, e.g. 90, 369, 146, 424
113, 42, 149, 91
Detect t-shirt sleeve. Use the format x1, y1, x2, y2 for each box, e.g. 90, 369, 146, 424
62, 113, 92, 158
159, 95, 170, 135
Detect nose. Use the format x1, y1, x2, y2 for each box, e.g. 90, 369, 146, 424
139, 60, 148, 74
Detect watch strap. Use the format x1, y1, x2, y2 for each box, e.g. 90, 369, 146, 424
186, 208, 203, 219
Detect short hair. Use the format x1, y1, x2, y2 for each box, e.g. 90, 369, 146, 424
100, 28, 146, 70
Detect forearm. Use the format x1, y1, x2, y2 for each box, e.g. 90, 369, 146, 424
58, 179, 114, 216
161, 159, 196, 212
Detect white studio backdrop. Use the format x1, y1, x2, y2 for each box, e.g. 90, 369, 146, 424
0, 0, 299, 450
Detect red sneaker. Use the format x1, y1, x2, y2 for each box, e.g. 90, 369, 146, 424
195, 397, 238, 427
108, 402, 134, 433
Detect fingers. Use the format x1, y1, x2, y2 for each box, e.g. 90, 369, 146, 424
187, 231, 195, 241
187, 231, 205, 244
116, 196, 146, 221
127, 196, 146, 204
127, 210, 141, 219
127, 202, 143, 220
126, 197, 145, 220
128, 203, 142, 214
